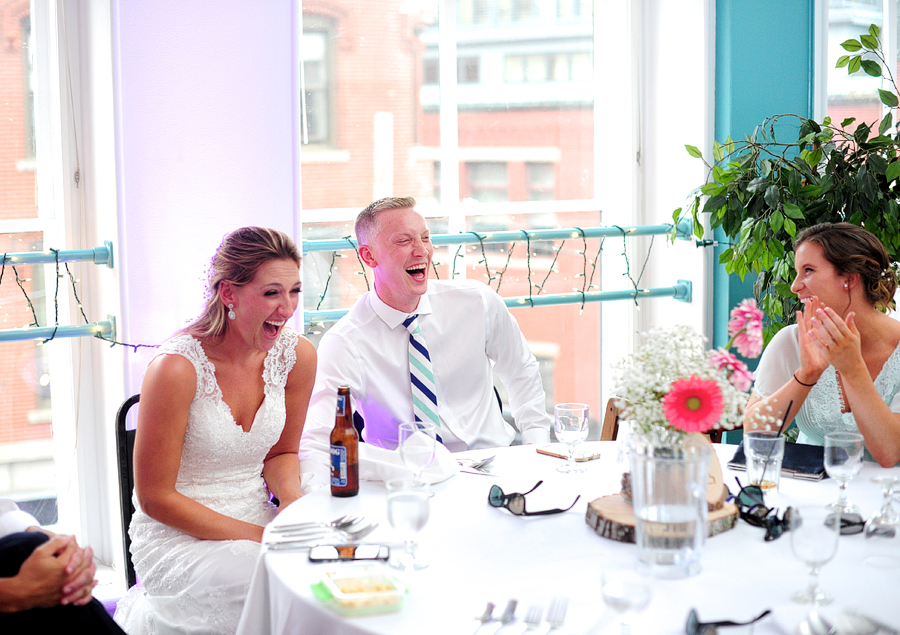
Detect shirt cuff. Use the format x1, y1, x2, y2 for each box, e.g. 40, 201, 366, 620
520, 426, 551, 445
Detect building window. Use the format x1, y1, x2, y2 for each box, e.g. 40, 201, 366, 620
302, 18, 335, 146
459, 57, 480, 83
505, 52, 589, 83
528, 162, 555, 201
467, 162, 509, 202
557, 0, 591, 19
423, 57, 480, 84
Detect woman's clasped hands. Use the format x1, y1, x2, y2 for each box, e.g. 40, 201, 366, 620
797, 296, 862, 381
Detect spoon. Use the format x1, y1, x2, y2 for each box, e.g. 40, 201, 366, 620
472, 601, 495, 634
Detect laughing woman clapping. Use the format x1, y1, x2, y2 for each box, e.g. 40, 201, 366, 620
744, 222, 900, 467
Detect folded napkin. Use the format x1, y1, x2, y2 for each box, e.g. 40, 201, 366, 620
359, 441, 459, 485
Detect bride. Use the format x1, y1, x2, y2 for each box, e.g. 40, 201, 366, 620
115, 227, 316, 634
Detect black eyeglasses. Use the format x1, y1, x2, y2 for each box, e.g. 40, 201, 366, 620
825, 512, 866, 535
488, 481, 581, 516
729, 480, 792, 542
685, 608, 771, 635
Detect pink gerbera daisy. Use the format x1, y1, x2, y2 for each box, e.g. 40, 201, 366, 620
662, 375, 725, 433
727, 298, 764, 358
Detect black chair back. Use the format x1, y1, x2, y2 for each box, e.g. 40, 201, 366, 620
115, 394, 140, 588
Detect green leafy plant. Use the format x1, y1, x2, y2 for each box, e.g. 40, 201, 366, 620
675, 24, 900, 342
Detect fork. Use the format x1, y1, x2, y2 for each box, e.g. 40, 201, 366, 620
266, 522, 378, 549
270, 513, 363, 533
523, 604, 543, 632
547, 596, 568, 632
271, 516, 368, 538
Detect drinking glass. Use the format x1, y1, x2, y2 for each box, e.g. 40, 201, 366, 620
398, 421, 437, 484
601, 565, 652, 634
824, 432, 864, 514
790, 505, 840, 604
554, 403, 589, 473
386, 477, 430, 571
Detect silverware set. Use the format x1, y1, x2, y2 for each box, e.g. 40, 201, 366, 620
473, 597, 568, 634
265, 514, 378, 549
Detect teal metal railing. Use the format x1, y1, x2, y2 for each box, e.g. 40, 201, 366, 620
0, 242, 117, 343
303, 222, 693, 326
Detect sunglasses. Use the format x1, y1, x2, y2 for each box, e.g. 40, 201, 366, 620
824, 512, 866, 536
729, 480, 792, 542
488, 481, 581, 516
685, 608, 771, 635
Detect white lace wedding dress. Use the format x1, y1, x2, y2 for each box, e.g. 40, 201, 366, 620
115, 328, 298, 635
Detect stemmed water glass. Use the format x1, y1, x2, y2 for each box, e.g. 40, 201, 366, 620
824, 432, 864, 513
790, 505, 840, 604
554, 403, 589, 473
863, 476, 900, 570
386, 477, 430, 571
600, 565, 652, 634
398, 421, 438, 484
866, 475, 900, 539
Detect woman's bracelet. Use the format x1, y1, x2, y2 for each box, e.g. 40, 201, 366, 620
793, 372, 816, 388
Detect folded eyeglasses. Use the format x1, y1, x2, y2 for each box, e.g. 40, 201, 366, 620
685, 608, 771, 635
488, 481, 581, 516
729, 479, 792, 542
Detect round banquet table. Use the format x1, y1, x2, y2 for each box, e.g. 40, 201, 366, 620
236, 442, 900, 635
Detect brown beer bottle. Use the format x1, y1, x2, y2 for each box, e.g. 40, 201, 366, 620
330, 385, 359, 497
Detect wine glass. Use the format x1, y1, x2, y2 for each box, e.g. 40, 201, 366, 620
863, 476, 900, 568
601, 565, 652, 634
398, 421, 437, 484
824, 432, 864, 513
386, 477, 431, 571
554, 403, 589, 474
790, 505, 840, 604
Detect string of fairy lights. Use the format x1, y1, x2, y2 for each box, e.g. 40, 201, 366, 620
1, 228, 658, 348
309, 227, 656, 334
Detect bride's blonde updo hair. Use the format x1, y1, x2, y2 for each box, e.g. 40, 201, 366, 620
794, 222, 897, 311
184, 227, 301, 340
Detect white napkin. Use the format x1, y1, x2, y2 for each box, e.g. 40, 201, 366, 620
359, 441, 459, 485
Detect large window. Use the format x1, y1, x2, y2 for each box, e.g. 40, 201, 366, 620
0, 6, 61, 526
300, 0, 600, 429
825, 0, 895, 128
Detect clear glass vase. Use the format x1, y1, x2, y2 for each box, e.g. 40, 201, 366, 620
628, 433, 710, 579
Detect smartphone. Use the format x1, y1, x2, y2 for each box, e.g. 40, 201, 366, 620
307, 544, 390, 563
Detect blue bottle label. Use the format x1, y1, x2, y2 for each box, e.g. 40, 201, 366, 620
331, 445, 348, 487
336, 395, 345, 414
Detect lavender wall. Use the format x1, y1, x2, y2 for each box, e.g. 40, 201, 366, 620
111, 0, 300, 390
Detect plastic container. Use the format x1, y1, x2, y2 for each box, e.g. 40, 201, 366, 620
312, 563, 405, 615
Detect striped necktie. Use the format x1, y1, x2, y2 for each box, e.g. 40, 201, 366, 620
403, 314, 441, 430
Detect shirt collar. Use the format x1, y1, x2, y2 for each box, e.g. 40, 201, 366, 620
369, 288, 433, 329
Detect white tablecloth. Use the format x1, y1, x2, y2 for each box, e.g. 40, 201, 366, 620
236, 442, 900, 635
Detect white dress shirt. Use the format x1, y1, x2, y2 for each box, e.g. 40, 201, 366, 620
0, 499, 39, 538
300, 279, 551, 473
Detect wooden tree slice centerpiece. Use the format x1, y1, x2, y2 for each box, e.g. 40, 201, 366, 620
585, 435, 739, 543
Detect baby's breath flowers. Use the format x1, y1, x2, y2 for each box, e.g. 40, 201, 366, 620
613, 300, 764, 446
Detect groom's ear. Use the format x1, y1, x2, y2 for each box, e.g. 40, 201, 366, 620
359, 244, 378, 268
